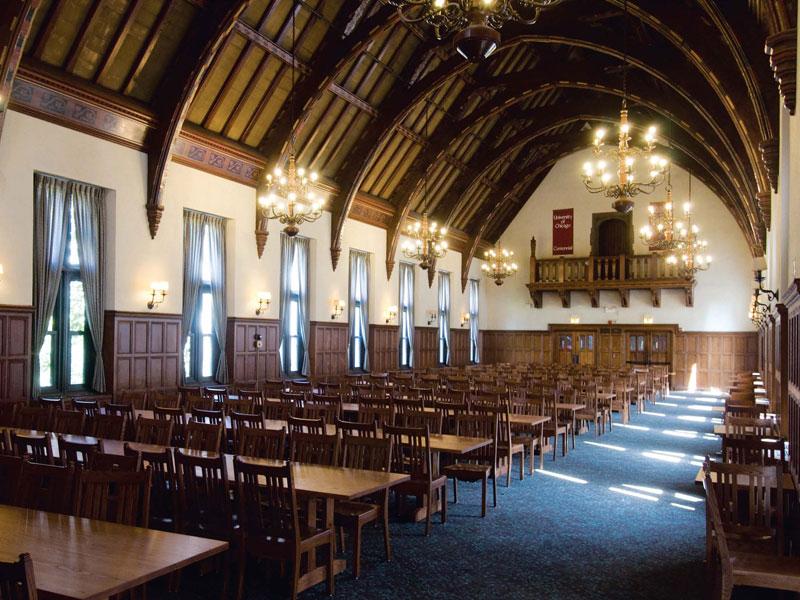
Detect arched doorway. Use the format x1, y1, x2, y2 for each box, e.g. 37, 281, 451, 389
590, 212, 633, 280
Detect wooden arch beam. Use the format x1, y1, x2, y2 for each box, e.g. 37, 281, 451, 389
258, 3, 398, 162
0, 0, 41, 143
440, 76, 754, 237
145, 0, 248, 239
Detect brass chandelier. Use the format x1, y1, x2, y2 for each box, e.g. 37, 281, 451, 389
256, 0, 323, 237
639, 171, 684, 254
581, 0, 668, 214
389, 0, 563, 61
481, 246, 518, 285
401, 98, 448, 270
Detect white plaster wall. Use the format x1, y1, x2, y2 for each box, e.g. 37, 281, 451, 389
483, 148, 756, 332
0, 111, 487, 329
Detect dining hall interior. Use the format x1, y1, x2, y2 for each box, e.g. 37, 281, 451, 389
0, 0, 799, 598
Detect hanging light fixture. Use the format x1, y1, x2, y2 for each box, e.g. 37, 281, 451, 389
581, 0, 668, 214
480, 246, 518, 285
389, 0, 564, 62
401, 98, 448, 270
639, 170, 686, 254
664, 174, 712, 276
257, 0, 323, 237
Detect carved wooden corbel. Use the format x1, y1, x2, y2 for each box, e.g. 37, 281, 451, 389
766, 29, 797, 115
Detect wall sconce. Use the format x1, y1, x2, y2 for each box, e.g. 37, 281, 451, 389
461, 313, 470, 327
643, 315, 654, 325
569, 315, 580, 325
385, 305, 398, 324
331, 299, 345, 320
427, 310, 437, 326
0, 264, 4, 281
147, 281, 169, 310
255, 291, 272, 316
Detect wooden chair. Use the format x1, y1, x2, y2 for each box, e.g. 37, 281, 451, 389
722, 437, 786, 467
400, 409, 443, 434
233, 458, 335, 600
335, 435, 393, 578
11, 432, 53, 464
357, 400, 394, 429
148, 390, 182, 409
304, 394, 341, 422
222, 398, 254, 416
287, 415, 326, 435
87, 414, 126, 440
542, 392, 572, 460
238, 427, 286, 459
13, 407, 51, 431
190, 406, 224, 425
14, 459, 75, 514
58, 435, 100, 466
0, 454, 22, 504
51, 409, 85, 435
134, 416, 174, 446
575, 383, 605, 436
263, 400, 291, 421
0, 553, 37, 600
153, 405, 187, 446
202, 386, 229, 405
124, 443, 177, 531
120, 390, 149, 410
290, 431, 339, 466
473, 402, 525, 485
384, 424, 447, 536
442, 413, 498, 517
703, 472, 800, 598
703, 459, 783, 558
183, 421, 223, 452
87, 450, 141, 471
0, 402, 20, 427
104, 402, 136, 438
73, 467, 152, 526
236, 389, 264, 412
433, 399, 469, 435
230, 411, 264, 453
38, 395, 64, 410
722, 417, 779, 439
335, 417, 378, 439
175, 449, 235, 595
72, 398, 100, 417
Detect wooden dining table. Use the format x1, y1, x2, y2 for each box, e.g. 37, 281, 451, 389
0, 503, 227, 600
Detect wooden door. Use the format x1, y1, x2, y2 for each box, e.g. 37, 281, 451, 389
557, 334, 574, 365
598, 219, 627, 256
577, 333, 595, 365
598, 330, 624, 369
629, 333, 647, 363
650, 332, 671, 363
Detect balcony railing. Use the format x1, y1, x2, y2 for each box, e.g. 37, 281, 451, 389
527, 247, 694, 309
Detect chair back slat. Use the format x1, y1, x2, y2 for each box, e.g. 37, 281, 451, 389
238, 427, 286, 460
234, 458, 299, 544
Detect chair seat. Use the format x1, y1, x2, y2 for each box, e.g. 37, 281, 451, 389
731, 552, 800, 592
334, 500, 380, 522
511, 434, 539, 446
442, 463, 491, 482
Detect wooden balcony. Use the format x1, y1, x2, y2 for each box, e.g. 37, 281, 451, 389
527, 253, 694, 308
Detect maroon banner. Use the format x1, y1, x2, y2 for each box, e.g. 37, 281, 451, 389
552, 208, 574, 255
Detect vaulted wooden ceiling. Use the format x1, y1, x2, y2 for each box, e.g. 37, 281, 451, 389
2, 0, 795, 281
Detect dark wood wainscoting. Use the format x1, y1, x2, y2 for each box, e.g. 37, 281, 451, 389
226, 317, 280, 385
450, 328, 470, 367
414, 327, 439, 370
482, 330, 552, 365
309, 321, 348, 379
369, 325, 398, 373
673, 332, 758, 390
481, 327, 757, 390
783, 280, 800, 482
103, 311, 182, 394
0, 306, 33, 400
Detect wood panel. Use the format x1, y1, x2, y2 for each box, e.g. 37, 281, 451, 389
449, 328, 470, 367
226, 317, 280, 386
597, 329, 625, 369
672, 332, 758, 390
481, 330, 551, 365
103, 311, 182, 394
0, 306, 33, 400
783, 280, 800, 483
414, 327, 439, 370
369, 324, 398, 373
309, 321, 348, 380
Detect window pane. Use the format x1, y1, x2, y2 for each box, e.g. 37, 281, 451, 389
201, 225, 212, 284
67, 207, 79, 267
200, 293, 213, 335
289, 300, 299, 335
202, 335, 213, 378
184, 337, 192, 379
69, 281, 86, 332
70, 334, 85, 385
290, 337, 299, 372
39, 334, 53, 388
353, 340, 362, 369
